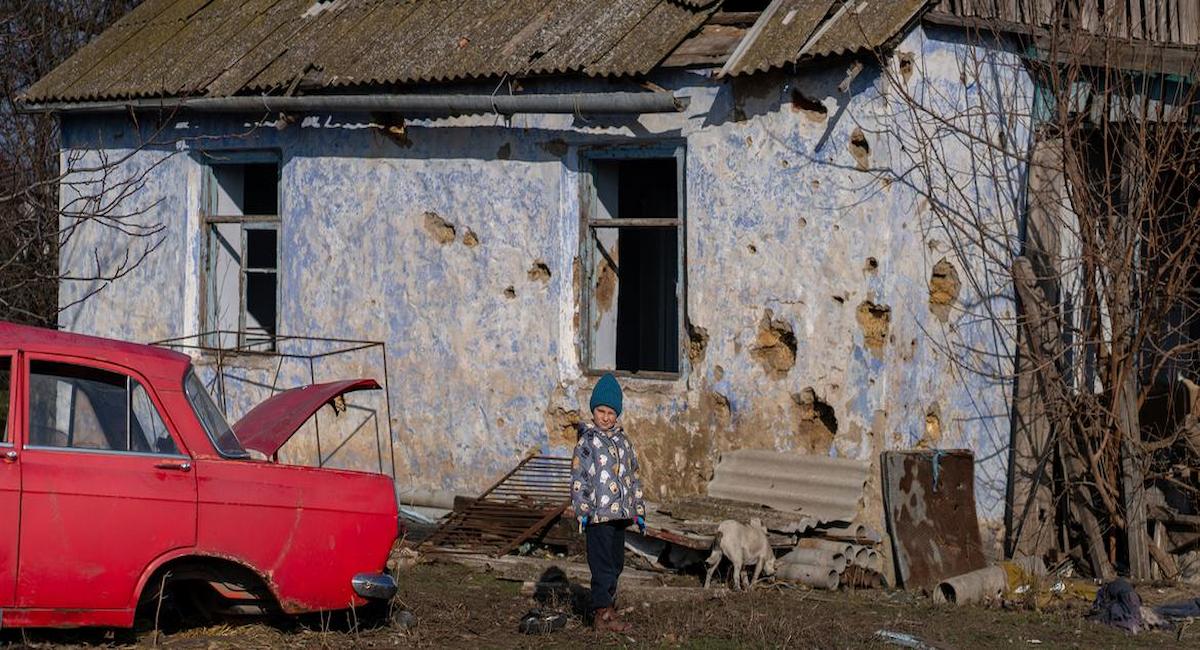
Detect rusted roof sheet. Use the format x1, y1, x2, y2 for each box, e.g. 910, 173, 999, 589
721, 0, 930, 76
24, 0, 720, 104
705, 448, 870, 522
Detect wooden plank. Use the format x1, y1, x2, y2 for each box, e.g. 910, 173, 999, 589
1147, 0, 1161, 41
1116, 136, 1151, 582
1006, 140, 1062, 561
663, 23, 746, 68
708, 11, 761, 26
1011, 256, 1117, 581
1034, 35, 1200, 76
1130, 0, 1146, 40
1181, 0, 1199, 43
1110, 0, 1129, 39
588, 218, 680, 228
1081, 0, 1100, 32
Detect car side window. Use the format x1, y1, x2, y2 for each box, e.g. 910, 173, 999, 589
130, 380, 179, 455
0, 356, 10, 444
28, 361, 179, 455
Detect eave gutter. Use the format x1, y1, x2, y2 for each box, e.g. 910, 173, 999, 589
17, 91, 689, 115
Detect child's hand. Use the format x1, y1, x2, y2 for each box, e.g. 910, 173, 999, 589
636, 515, 646, 534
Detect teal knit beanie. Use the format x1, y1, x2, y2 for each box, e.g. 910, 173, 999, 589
589, 373, 623, 417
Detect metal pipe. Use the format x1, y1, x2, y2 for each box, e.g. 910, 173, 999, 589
19, 91, 689, 115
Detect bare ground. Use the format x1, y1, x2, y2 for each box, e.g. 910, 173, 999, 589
2, 562, 1195, 648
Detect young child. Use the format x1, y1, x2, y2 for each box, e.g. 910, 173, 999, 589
570, 373, 645, 633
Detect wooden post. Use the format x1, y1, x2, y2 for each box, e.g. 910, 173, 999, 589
1007, 139, 1066, 559
1012, 257, 1117, 580
1112, 137, 1151, 581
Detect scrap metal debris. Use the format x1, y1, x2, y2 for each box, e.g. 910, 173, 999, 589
420, 455, 572, 557
882, 449, 987, 590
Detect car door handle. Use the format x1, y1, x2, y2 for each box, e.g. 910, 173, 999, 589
3, 451, 16, 463
154, 461, 192, 472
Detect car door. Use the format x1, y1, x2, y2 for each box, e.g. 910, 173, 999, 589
16, 356, 197, 610
0, 351, 18, 608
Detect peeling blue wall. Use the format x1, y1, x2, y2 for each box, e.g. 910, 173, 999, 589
58, 25, 1032, 539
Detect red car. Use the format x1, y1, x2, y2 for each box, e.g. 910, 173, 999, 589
0, 322, 399, 629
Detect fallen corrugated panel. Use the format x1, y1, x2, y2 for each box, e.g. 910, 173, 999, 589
22, 0, 720, 104
706, 448, 870, 522
882, 449, 987, 590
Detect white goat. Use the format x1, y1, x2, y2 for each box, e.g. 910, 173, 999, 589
704, 518, 776, 590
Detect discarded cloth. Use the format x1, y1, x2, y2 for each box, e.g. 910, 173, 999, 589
1087, 578, 1168, 634
1155, 596, 1200, 618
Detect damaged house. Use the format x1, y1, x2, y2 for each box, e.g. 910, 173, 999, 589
20, 0, 1200, 573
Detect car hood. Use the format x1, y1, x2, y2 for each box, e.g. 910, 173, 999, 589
232, 379, 381, 457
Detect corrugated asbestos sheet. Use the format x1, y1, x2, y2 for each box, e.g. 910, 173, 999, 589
23, 0, 721, 103
706, 448, 869, 522
722, 0, 931, 76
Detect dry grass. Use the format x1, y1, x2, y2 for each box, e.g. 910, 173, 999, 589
2, 562, 1194, 648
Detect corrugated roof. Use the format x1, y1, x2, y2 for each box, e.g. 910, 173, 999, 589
706, 448, 870, 522
25, 0, 937, 105
721, 0, 930, 76
24, 0, 720, 104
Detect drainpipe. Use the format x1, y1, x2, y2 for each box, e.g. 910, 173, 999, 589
18, 92, 689, 115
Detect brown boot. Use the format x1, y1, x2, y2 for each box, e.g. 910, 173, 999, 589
592, 607, 633, 633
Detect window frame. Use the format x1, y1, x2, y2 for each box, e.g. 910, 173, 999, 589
578, 142, 687, 380
198, 150, 282, 352
22, 354, 190, 459
0, 350, 15, 449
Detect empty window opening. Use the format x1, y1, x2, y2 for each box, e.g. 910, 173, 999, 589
584, 149, 684, 375
203, 158, 280, 351
27, 361, 179, 455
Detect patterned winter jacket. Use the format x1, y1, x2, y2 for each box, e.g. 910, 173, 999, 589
570, 423, 645, 523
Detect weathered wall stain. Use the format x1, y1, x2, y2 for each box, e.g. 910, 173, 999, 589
462, 228, 480, 247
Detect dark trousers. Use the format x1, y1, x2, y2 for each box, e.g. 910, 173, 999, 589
585, 520, 628, 610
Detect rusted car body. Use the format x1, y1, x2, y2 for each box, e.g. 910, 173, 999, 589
0, 322, 398, 628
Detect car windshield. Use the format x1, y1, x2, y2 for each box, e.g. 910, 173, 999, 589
184, 369, 249, 459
